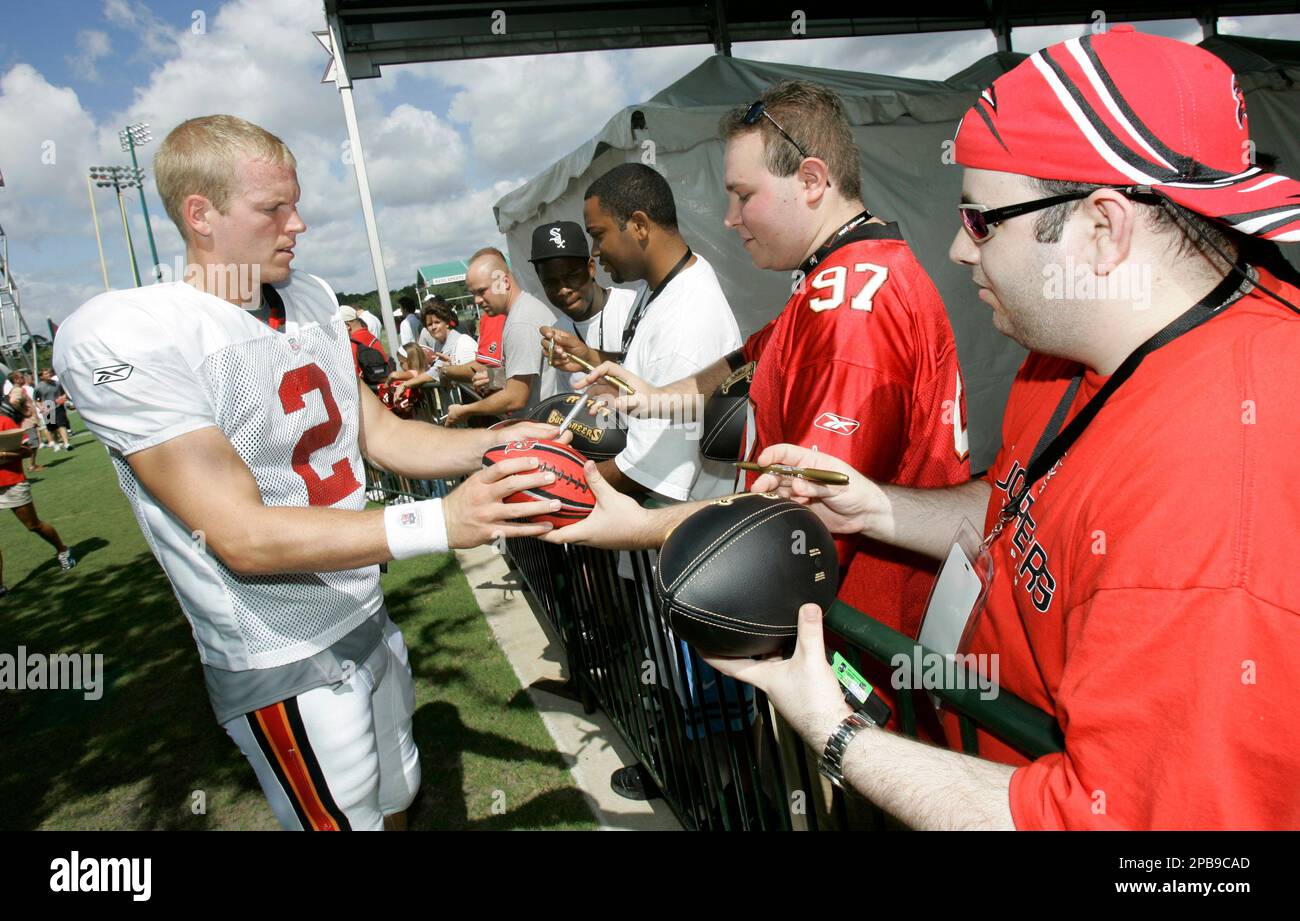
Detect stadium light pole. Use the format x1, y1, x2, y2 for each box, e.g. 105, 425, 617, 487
119, 123, 163, 282
90, 166, 144, 288
85, 174, 111, 291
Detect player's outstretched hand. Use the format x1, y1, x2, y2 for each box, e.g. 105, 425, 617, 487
539, 460, 653, 549
443, 455, 561, 548
704, 603, 852, 750
748, 444, 883, 538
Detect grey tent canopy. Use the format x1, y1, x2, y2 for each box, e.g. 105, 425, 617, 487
495, 40, 1300, 471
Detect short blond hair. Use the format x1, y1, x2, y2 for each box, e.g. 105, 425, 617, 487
154, 115, 296, 241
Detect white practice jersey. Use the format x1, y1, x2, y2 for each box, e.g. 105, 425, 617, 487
53, 273, 381, 671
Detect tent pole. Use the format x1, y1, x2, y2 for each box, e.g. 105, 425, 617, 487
327, 13, 401, 356
710, 0, 732, 57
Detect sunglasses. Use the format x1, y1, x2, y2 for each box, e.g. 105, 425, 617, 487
743, 100, 829, 188
959, 186, 1162, 242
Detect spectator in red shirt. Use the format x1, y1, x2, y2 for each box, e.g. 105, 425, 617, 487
341, 305, 392, 385
702, 29, 1300, 830
0, 386, 76, 596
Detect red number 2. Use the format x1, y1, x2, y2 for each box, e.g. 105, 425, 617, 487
278, 364, 361, 506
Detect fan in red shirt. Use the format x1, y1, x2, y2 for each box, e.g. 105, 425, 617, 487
702, 27, 1300, 830
0, 388, 76, 593
475, 312, 506, 369
541, 81, 969, 738
738, 220, 968, 643
340, 305, 391, 385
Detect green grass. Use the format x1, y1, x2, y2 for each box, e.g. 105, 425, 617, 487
0, 414, 595, 831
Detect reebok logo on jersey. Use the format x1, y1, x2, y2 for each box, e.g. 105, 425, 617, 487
92, 363, 134, 385
814, 412, 860, 435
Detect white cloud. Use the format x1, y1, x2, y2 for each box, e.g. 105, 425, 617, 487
362, 104, 470, 206
619, 45, 715, 100
444, 52, 627, 176
739, 31, 996, 81
68, 30, 112, 81
104, 0, 179, 59
1220, 14, 1300, 40
0, 64, 104, 233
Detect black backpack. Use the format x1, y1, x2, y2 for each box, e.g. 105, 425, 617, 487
354, 335, 393, 385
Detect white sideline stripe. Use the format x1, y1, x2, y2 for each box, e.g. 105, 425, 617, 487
456, 544, 681, 831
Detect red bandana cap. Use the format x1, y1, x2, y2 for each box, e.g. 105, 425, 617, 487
954, 25, 1300, 242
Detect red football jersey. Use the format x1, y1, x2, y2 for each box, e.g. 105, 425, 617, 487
475, 313, 506, 368
742, 223, 970, 641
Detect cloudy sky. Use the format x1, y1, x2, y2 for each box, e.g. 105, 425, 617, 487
2, 1, 1298, 333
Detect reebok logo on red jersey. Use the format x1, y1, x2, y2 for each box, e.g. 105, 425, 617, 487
814, 412, 860, 435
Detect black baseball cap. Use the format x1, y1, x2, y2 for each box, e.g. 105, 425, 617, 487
530, 221, 589, 263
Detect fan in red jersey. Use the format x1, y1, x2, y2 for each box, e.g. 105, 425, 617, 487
542, 80, 970, 739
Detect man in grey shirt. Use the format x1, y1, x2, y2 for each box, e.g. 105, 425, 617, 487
446, 246, 574, 424
35, 369, 71, 452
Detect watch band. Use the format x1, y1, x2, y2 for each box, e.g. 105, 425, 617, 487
818, 710, 877, 788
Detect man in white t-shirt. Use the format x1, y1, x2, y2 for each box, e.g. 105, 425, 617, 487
542, 164, 741, 503
52, 114, 566, 832
447, 247, 575, 425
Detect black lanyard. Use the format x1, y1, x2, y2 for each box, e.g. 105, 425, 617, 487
573, 288, 612, 352
800, 210, 873, 274
620, 248, 693, 354
987, 267, 1252, 546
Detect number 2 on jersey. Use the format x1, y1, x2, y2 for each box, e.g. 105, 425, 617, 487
808, 263, 888, 313
279, 364, 361, 506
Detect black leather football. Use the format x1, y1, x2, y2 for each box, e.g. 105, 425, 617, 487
700, 360, 755, 462
655, 492, 839, 657
527, 391, 627, 461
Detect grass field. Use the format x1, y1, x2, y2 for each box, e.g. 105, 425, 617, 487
0, 415, 596, 831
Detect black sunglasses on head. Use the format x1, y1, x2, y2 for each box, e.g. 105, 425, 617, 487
743, 100, 829, 187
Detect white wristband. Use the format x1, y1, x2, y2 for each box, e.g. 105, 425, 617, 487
383, 499, 449, 560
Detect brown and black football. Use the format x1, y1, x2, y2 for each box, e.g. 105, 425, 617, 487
655, 493, 839, 657
527, 391, 627, 461
700, 360, 755, 462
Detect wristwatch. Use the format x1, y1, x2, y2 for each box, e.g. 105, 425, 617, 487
818, 709, 878, 788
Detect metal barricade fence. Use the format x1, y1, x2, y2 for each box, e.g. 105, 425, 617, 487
362, 381, 475, 502
505, 535, 1065, 830
362, 391, 1063, 828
